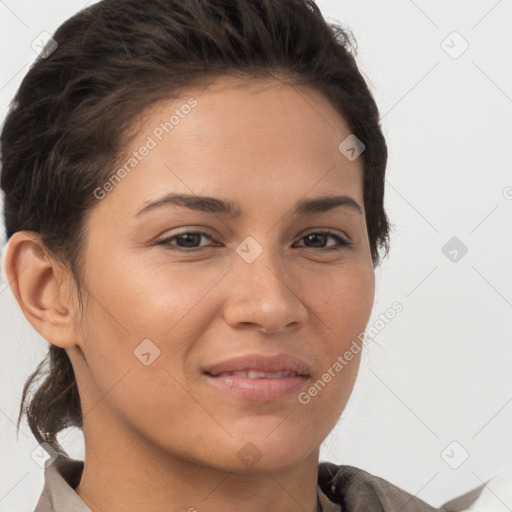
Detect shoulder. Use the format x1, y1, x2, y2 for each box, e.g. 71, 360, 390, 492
317, 461, 485, 512
318, 461, 441, 511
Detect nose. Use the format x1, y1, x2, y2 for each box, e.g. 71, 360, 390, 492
222, 244, 309, 334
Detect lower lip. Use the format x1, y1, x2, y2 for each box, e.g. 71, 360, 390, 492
203, 374, 309, 401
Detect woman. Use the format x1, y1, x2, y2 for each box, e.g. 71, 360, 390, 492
0, 0, 488, 510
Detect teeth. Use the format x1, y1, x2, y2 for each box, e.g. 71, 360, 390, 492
247, 371, 267, 378
264, 371, 292, 378
215, 370, 294, 378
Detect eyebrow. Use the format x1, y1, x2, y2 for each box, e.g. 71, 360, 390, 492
135, 193, 363, 217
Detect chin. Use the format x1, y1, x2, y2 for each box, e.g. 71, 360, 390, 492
225, 433, 318, 474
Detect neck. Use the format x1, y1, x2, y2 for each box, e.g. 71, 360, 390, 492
75, 422, 322, 512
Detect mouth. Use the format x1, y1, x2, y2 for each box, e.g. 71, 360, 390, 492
209, 370, 301, 378
203, 352, 311, 377
203, 372, 309, 401
202, 353, 311, 401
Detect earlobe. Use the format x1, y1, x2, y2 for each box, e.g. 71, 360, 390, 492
3, 231, 78, 349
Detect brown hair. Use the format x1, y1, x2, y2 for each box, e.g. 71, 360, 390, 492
1, 0, 391, 455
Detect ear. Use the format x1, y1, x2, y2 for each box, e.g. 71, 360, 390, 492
3, 231, 79, 349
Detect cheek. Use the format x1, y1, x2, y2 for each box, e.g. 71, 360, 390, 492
74, 261, 223, 416
87, 258, 226, 339
293, 261, 373, 408
75, 292, 204, 442
306, 259, 375, 336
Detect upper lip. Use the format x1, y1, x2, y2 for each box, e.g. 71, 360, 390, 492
203, 353, 311, 377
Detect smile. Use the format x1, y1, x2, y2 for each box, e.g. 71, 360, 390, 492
211, 370, 298, 378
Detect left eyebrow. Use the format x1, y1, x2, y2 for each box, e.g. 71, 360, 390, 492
135, 193, 363, 217
294, 195, 363, 216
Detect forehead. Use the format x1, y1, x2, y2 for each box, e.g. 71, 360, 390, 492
98, 75, 365, 218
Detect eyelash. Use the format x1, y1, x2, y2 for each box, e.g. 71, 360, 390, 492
156, 230, 352, 253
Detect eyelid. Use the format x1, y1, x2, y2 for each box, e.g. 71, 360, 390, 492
298, 227, 351, 242
293, 230, 352, 250
157, 230, 216, 249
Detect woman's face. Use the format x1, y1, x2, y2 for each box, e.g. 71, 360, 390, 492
68, 75, 375, 472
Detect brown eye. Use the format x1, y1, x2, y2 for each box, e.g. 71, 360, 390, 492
295, 231, 352, 251
157, 231, 217, 251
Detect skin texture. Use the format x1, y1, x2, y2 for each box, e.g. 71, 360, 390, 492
6, 75, 375, 512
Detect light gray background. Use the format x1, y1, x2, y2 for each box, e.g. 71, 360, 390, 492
1, 0, 511, 510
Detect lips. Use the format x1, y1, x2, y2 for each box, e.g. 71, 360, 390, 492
214, 370, 296, 378
203, 353, 311, 378
202, 353, 312, 400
